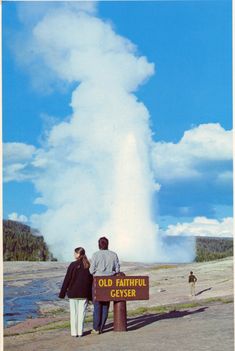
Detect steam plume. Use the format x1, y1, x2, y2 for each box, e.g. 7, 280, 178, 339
15, 3, 195, 262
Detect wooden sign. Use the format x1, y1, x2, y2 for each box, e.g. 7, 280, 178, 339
93, 276, 149, 302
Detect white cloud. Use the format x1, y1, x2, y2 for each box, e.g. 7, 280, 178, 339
151, 123, 232, 181
4, 163, 28, 182
153, 182, 161, 192
17, 1, 97, 26
4, 142, 36, 162
3, 142, 36, 182
216, 171, 233, 184
165, 216, 233, 238
8, 212, 28, 223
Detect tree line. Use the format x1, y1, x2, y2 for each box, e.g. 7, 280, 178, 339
3, 220, 57, 261
3, 220, 233, 262
195, 236, 233, 262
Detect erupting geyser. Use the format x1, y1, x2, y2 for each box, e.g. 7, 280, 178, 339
15, 2, 195, 262
101, 133, 160, 261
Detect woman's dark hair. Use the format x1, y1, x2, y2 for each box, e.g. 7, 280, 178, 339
74, 247, 90, 269
98, 237, 109, 250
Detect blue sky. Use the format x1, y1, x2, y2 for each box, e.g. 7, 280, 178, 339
3, 0, 233, 240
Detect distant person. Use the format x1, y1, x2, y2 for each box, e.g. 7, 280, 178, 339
90, 236, 120, 334
59, 247, 93, 338
188, 271, 197, 296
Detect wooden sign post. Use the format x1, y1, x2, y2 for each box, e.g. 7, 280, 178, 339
93, 275, 149, 332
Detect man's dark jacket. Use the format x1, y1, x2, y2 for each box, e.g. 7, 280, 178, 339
188, 274, 197, 283
59, 260, 93, 300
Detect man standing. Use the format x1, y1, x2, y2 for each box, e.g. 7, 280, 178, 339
89, 236, 120, 334
188, 271, 197, 296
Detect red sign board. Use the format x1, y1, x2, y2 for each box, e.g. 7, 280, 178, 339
93, 276, 149, 302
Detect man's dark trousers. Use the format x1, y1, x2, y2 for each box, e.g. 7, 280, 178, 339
93, 301, 110, 332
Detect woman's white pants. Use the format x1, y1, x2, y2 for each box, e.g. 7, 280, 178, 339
69, 298, 88, 336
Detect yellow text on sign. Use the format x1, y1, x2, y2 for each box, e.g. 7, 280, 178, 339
116, 278, 147, 287
97, 278, 147, 288
98, 279, 113, 287
110, 289, 136, 298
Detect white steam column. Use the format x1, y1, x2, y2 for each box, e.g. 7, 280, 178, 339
102, 133, 159, 262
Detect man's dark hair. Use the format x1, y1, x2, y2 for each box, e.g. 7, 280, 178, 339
98, 237, 109, 250
190, 271, 193, 274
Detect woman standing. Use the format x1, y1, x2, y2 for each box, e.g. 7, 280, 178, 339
59, 247, 93, 337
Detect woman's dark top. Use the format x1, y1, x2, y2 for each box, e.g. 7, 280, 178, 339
59, 260, 93, 300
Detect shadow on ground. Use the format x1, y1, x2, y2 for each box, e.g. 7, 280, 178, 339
102, 307, 208, 333
196, 288, 212, 296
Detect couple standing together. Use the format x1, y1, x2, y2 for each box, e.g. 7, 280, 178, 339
59, 236, 120, 337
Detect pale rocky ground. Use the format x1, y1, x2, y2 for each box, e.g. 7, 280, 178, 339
3, 257, 234, 351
